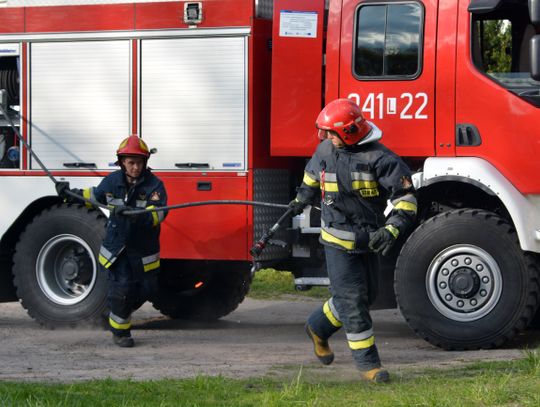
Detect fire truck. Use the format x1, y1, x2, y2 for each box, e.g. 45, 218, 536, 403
0, 0, 539, 350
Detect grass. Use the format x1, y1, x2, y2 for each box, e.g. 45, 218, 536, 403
0, 351, 539, 406
248, 268, 329, 300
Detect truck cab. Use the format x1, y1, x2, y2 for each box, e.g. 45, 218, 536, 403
272, 0, 540, 349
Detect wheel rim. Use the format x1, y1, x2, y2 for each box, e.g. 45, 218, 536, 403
426, 244, 502, 322
36, 234, 97, 305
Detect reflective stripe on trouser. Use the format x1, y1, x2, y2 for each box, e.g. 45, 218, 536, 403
99, 245, 123, 269
107, 252, 160, 336
142, 252, 160, 272
109, 311, 131, 336
307, 298, 342, 340
323, 245, 381, 370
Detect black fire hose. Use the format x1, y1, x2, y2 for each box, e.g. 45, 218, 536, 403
123, 200, 288, 215
250, 207, 294, 257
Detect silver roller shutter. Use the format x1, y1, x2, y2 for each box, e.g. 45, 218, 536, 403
140, 36, 247, 171
30, 40, 130, 170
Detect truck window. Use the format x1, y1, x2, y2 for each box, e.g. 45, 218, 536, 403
471, 5, 540, 107
353, 2, 423, 79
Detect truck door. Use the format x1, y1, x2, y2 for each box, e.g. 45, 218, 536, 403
337, 0, 438, 157
455, 0, 540, 194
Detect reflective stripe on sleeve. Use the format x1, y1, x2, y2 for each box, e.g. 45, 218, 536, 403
302, 172, 320, 188
82, 188, 94, 208
323, 300, 342, 327
392, 193, 418, 213
147, 205, 165, 227
107, 198, 124, 206
385, 224, 400, 239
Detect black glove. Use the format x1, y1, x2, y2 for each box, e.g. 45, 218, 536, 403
110, 205, 129, 217
55, 181, 70, 198
288, 199, 307, 216
368, 225, 399, 256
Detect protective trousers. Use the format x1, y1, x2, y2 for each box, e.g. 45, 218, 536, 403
307, 245, 381, 370
107, 250, 159, 337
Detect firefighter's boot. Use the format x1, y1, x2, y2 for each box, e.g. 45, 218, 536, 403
305, 324, 334, 365
359, 367, 390, 383
113, 334, 135, 348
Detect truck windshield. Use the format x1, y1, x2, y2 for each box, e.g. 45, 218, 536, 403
471, 1, 540, 106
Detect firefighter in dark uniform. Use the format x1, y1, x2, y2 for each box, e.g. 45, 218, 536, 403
288, 99, 417, 382
82, 135, 168, 347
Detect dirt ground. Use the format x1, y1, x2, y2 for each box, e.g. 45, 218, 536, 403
0, 298, 539, 382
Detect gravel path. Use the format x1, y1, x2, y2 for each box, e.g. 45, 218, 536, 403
0, 298, 538, 382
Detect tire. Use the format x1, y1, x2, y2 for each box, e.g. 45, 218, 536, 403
13, 204, 108, 328
395, 209, 540, 350
152, 261, 252, 321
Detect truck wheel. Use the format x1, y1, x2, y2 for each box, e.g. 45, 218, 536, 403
13, 204, 108, 328
395, 209, 540, 350
152, 262, 251, 321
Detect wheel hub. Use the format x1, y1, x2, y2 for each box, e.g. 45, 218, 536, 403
448, 267, 480, 298
36, 234, 97, 305
60, 258, 79, 281
426, 245, 502, 322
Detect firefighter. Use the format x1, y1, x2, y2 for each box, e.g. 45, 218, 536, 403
288, 99, 417, 383
59, 135, 168, 347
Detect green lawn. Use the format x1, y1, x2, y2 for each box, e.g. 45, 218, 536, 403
0, 351, 538, 406
2, 269, 538, 406
248, 268, 329, 300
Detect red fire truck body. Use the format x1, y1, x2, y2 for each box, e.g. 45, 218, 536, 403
0, 0, 539, 349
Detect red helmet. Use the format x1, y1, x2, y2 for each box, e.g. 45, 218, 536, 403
316, 98, 373, 145
116, 135, 150, 159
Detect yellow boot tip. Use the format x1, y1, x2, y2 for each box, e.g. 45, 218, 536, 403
305, 324, 334, 366
359, 367, 390, 383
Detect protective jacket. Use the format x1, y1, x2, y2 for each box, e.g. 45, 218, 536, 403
295, 138, 416, 252
83, 169, 168, 272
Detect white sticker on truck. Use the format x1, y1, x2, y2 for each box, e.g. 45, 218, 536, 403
279, 10, 317, 38
348, 92, 429, 120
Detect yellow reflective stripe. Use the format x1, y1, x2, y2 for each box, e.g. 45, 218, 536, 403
394, 200, 418, 213
385, 224, 400, 239
82, 188, 93, 208
143, 260, 160, 272
146, 205, 159, 226
323, 301, 342, 327
348, 335, 375, 350
109, 317, 131, 331
352, 180, 378, 190
99, 254, 112, 269
323, 182, 339, 192
359, 189, 379, 197
303, 172, 320, 187
321, 229, 355, 250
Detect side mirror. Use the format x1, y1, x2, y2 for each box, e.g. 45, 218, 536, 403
531, 35, 540, 81
530, 0, 540, 26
